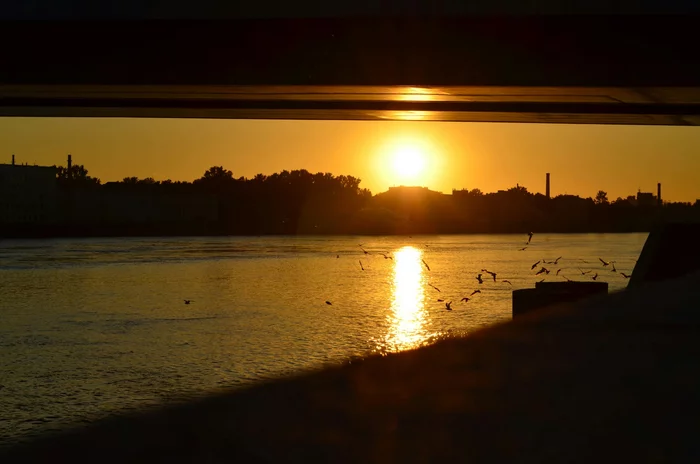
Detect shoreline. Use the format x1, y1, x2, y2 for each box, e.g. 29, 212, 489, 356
0, 229, 652, 241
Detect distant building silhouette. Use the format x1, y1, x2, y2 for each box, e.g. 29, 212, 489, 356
636, 190, 656, 207
546, 173, 551, 199
0, 156, 58, 225
658, 182, 662, 206
62, 182, 218, 228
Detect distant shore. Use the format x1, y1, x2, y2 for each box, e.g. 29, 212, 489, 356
0, 225, 653, 240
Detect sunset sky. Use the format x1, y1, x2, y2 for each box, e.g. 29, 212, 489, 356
1, 117, 699, 202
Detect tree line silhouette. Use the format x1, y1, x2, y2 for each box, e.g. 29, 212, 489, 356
29, 163, 700, 236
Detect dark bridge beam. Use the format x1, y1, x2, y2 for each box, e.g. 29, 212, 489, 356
2, 17, 700, 124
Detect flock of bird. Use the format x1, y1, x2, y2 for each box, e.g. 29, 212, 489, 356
322, 231, 635, 312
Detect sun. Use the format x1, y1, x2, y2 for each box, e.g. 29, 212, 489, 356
391, 145, 427, 182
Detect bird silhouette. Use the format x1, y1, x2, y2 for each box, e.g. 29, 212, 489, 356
621, 272, 631, 279
535, 267, 548, 276
361, 248, 370, 255
592, 273, 599, 280
482, 269, 497, 281
599, 258, 610, 267
429, 283, 441, 293
556, 268, 562, 275
325, 301, 332, 306
476, 274, 484, 284
437, 298, 445, 302
445, 301, 453, 311
519, 246, 528, 251
531, 260, 541, 270
380, 253, 393, 260
611, 262, 617, 272
562, 275, 573, 282
336, 254, 339, 258
184, 300, 193, 305
579, 268, 591, 275
359, 260, 364, 271
502, 280, 512, 285
422, 259, 431, 271
460, 297, 470, 302
470, 290, 481, 296
527, 232, 534, 244
538, 278, 545, 283
553, 256, 562, 264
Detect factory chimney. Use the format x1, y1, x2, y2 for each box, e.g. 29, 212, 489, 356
657, 182, 662, 206
546, 173, 551, 199
67, 154, 72, 170
12, 154, 15, 166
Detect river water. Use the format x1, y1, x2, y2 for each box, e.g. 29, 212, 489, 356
0, 233, 646, 444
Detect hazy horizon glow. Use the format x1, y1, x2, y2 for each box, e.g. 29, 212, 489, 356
1, 117, 700, 201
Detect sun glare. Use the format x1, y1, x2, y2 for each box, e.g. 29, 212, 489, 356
392, 145, 426, 179
372, 135, 442, 191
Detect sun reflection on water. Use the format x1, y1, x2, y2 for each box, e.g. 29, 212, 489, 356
384, 246, 428, 352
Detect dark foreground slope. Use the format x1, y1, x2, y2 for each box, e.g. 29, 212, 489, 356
3, 270, 700, 463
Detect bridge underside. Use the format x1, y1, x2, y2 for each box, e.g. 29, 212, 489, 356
2, 17, 700, 124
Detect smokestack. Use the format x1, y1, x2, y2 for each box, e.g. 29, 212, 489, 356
657, 182, 662, 206
11, 154, 15, 166
546, 173, 551, 199
67, 154, 72, 170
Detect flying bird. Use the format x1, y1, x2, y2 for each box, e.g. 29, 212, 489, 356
599, 258, 611, 267
592, 273, 599, 281
359, 260, 364, 271
519, 246, 528, 251
482, 269, 497, 281
429, 283, 441, 292
336, 254, 339, 258
531, 260, 541, 270
422, 259, 431, 271
184, 300, 193, 305
611, 262, 617, 272
502, 280, 512, 285
553, 256, 562, 264
562, 275, 573, 282
325, 301, 332, 305
527, 232, 534, 244
380, 253, 393, 260
470, 290, 481, 296
535, 267, 548, 276
621, 273, 631, 279
460, 297, 470, 302
538, 278, 545, 283
445, 301, 453, 311
476, 274, 484, 284
437, 298, 445, 302
579, 268, 591, 275
556, 269, 562, 276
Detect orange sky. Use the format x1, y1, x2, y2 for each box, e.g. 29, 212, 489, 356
1, 117, 699, 202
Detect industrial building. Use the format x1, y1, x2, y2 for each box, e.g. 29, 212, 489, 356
636, 183, 662, 207
0, 155, 58, 224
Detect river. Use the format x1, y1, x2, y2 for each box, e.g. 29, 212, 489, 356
0, 233, 646, 444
